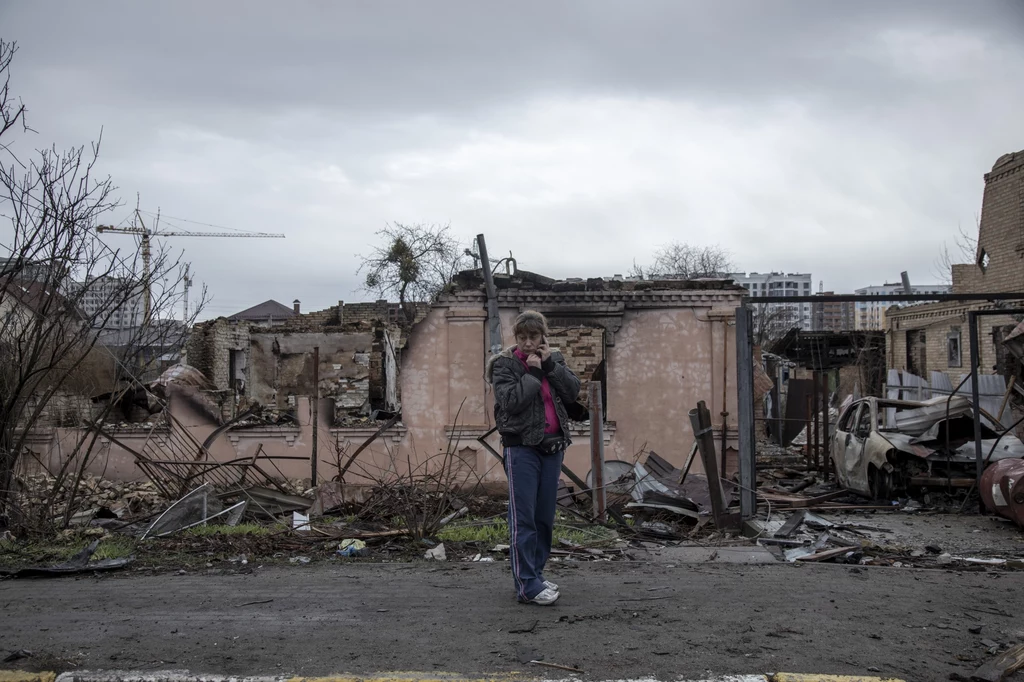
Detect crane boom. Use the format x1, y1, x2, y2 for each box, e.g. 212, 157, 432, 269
97, 226, 285, 238
96, 211, 286, 325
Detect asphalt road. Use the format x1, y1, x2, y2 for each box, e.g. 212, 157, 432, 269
1, 561, 1021, 681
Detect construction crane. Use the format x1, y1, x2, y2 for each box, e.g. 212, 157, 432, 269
97, 209, 285, 323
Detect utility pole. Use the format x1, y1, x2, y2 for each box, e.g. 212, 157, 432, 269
311, 346, 320, 487
476, 234, 503, 355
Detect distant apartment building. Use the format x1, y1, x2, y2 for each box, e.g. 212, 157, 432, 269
811, 292, 855, 332
75, 276, 146, 329
0, 256, 67, 285
729, 272, 813, 332
853, 282, 951, 330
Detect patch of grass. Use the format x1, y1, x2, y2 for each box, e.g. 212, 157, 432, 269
0, 533, 138, 566
437, 515, 619, 547
183, 522, 276, 537
93, 535, 137, 559
438, 518, 510, 545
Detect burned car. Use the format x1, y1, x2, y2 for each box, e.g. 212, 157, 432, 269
830, 396, 1024, 500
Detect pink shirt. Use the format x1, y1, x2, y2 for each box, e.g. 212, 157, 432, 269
514, 348, 561, 435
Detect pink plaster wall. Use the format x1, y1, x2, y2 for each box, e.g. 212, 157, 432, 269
34, 293, 742, 492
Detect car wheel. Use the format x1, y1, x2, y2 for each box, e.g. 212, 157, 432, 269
869, 467, 892, 501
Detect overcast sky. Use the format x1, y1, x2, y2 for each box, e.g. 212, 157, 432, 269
2, 1, 1022, 319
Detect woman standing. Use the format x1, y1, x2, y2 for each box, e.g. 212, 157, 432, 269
486, 311, 582, 605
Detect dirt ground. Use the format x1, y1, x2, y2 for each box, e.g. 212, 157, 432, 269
4, 506, 1024, 681
3, 544, 1024, 681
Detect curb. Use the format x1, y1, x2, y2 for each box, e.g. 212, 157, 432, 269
0, 672, 907, 682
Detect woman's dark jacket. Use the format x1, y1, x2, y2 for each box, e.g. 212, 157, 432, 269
485, 346, 582, 447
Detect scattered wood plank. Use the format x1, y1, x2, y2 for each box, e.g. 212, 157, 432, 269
775, 510, 807, 538
776, 490, 852, 508
678, 442, 699, 486
801, 505, 897, 512
617, 595, 673, 602
967, 607, 1014, 619
787, 477, 817, 494
971, 641, 1024, 682
794, 545, 858, 562
234, 599, 274, 607
530, 660, 581, 673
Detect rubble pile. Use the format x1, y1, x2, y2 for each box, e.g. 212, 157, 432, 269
14, 472, 169, 523
231, 401, 299, 427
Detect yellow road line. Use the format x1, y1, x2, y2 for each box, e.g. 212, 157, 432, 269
0, 672, 57, 682
771, 674, 906, 682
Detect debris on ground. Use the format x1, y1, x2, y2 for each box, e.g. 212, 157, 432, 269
141, 483, 247, 539
424, 543, 447, 561
970, 641, 1024, 682
0, 538, 133, 579
337, 539, 368, 557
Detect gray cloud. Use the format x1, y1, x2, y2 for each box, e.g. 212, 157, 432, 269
1, 1, 1022, 317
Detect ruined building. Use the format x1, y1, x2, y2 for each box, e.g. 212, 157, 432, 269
887, 149, 1024, 382
27, 271, 747, 488
185, 299, 420, 424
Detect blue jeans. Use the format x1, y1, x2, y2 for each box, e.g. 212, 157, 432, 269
504, 444, 563, 601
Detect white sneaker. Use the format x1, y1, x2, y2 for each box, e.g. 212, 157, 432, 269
543, 580, 559, 592
526, 586, 560, 605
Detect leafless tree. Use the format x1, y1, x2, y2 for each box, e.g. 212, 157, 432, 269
358, 222, 470, 324
0, 39, 206, 533
630, 241, 734, 280
932, 221, 979, 285
752, 302, 798, 347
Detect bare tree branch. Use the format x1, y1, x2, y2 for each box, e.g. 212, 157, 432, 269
357, 222, 470, 323
932, 220, 979, 285
0, 38, 207, 533
752, 301, 798, 347
632, 241, 734, 280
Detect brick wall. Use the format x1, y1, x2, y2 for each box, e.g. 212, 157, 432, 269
184, 319, 249, 390
952, 150, 1024, 294
547, 325, 605, 403
887, 303, 1020, 378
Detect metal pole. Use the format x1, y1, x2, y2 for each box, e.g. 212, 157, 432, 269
735, 305, 757, 519
968, 312, 984, 511
720, 321, 729, 483
775, 363, 785, 445
821, 370, 831, 483
311, 346, 319, 487
588, 381, 606, 521
476, 234, 503, 356
812, 370, 820, 472
804, 393, 813, 468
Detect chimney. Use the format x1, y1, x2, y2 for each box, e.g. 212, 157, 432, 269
293, 299, 301, 314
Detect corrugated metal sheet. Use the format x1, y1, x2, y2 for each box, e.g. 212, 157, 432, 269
957, 374, 1012, 430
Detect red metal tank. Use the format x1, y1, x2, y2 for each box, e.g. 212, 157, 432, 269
980, 458, 1024, 528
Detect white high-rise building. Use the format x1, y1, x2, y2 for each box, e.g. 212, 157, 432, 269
74, 276, 146, 329
853, 282, 951, 330
729, 272, 813, 332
